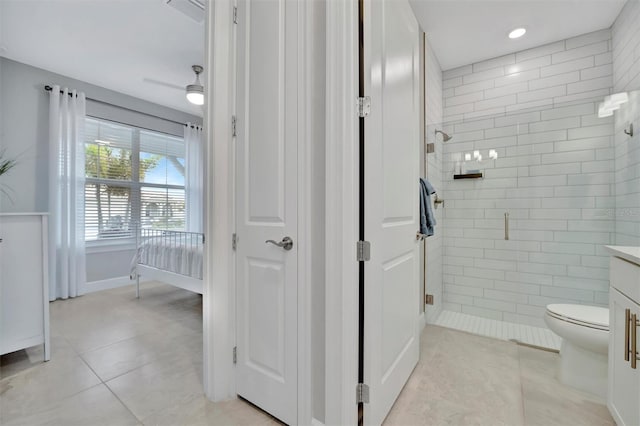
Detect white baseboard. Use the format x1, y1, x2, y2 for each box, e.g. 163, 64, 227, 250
81, 275, 150, 294
311, 418, 325, 426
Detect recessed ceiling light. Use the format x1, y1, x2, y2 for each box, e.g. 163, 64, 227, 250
508, 28, 527, 39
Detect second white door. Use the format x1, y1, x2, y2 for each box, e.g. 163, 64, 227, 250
235, 0, 299, 424
363, 0, 421, 424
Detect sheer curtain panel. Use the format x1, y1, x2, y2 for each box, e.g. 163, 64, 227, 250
185, 124, 204, 232
48, 85, 87, 300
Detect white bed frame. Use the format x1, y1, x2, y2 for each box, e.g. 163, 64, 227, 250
135, 228, 204, 297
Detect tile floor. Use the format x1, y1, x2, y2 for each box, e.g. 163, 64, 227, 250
385, 325, 614, 426
1, 283, 614, 426
0, 282, 277, 426
434, 310, 562, 351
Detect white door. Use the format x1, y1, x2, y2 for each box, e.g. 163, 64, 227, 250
363, 0, 421, 424
235, 0, 298, 424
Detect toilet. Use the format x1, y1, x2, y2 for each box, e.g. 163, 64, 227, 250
544, 304, 609, 399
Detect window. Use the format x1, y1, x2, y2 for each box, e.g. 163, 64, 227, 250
84, 118, 185, 241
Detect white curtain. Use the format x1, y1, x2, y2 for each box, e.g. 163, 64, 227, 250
48, 85, 86, 300
185, 124, 204, 233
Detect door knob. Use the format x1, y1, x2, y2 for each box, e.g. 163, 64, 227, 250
265, 236, 294, 251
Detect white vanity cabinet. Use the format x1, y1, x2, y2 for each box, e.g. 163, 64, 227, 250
607, 247, 640, 426
0, 213, 50, 361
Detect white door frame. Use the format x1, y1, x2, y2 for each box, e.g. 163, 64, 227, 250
203, 0, 313, 424
203, 0, 237, 402
323, 1, 360, 425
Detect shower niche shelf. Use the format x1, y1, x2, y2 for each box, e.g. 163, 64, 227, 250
453, 173, 483, 180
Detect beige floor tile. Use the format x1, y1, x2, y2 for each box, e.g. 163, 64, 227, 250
59, 318, 156, 355
0, 336, 77, 380
140, 396, 280, 426
518, 346, 614, 426
80, 331, 176, 382
105, 351, 204, 422
385, 396, 517, 426
3, 384, 140, 426
386, 326, 613, 426
50, 289, 176, 353
80, 326, 202, 383
385, 326, 524, 426
0, 355, 101, 424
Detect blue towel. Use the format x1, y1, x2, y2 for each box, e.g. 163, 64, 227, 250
419, 178, 437, 237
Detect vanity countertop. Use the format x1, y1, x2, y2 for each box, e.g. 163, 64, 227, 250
605, 245, 640, 266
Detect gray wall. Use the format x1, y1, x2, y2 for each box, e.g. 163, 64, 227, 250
0, 57, 202, 282
86, 247, 137, 282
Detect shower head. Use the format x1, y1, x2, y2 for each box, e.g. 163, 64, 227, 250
435, 129, 452, 142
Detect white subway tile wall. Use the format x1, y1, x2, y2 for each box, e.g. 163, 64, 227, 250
440, 29, 616, 328
424, 39, 444, 324
443, 29, 614, 122
613, 0, 640, 246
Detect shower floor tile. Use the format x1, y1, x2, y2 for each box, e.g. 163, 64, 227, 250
434, 310, 562, 351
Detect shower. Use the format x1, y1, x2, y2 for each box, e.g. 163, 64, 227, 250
435, 129, 452, 142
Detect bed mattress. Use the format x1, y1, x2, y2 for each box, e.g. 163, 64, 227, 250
131, 234, 203, 279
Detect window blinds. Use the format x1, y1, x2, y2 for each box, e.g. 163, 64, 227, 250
84, 118, 186, 241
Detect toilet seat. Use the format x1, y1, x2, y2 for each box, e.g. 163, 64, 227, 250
546, 304, 609, 331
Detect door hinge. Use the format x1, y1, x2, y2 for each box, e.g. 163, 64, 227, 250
233, 6, 238, 24
232, 115, 237, 137
233, 346, 237, 364
357, 240, 371, 262
425, 294, 434, 305
357, 96, 371, 118
356, 383, 370, 404
232, 233, 238, 250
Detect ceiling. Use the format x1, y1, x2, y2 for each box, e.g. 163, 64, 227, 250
409, 0, 627, 71
0, 0, 626, 108
0, 0, 204, 116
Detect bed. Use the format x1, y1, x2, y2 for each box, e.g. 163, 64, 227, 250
130, 228, 204, 296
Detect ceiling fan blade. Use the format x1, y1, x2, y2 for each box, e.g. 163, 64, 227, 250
143, 78, 184, 91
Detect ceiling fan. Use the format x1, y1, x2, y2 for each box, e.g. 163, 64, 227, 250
143, 65, 204, 105
141, 1, 205, 103
142, 78, 184, 91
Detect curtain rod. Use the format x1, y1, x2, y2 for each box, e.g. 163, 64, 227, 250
44, 85, 202, 129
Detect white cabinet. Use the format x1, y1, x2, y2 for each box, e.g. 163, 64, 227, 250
607, 251, 640, 426
0, 213, 50, 361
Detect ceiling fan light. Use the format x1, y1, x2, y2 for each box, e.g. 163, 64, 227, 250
186, 65, 204, 105
186, 84, 204, 105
